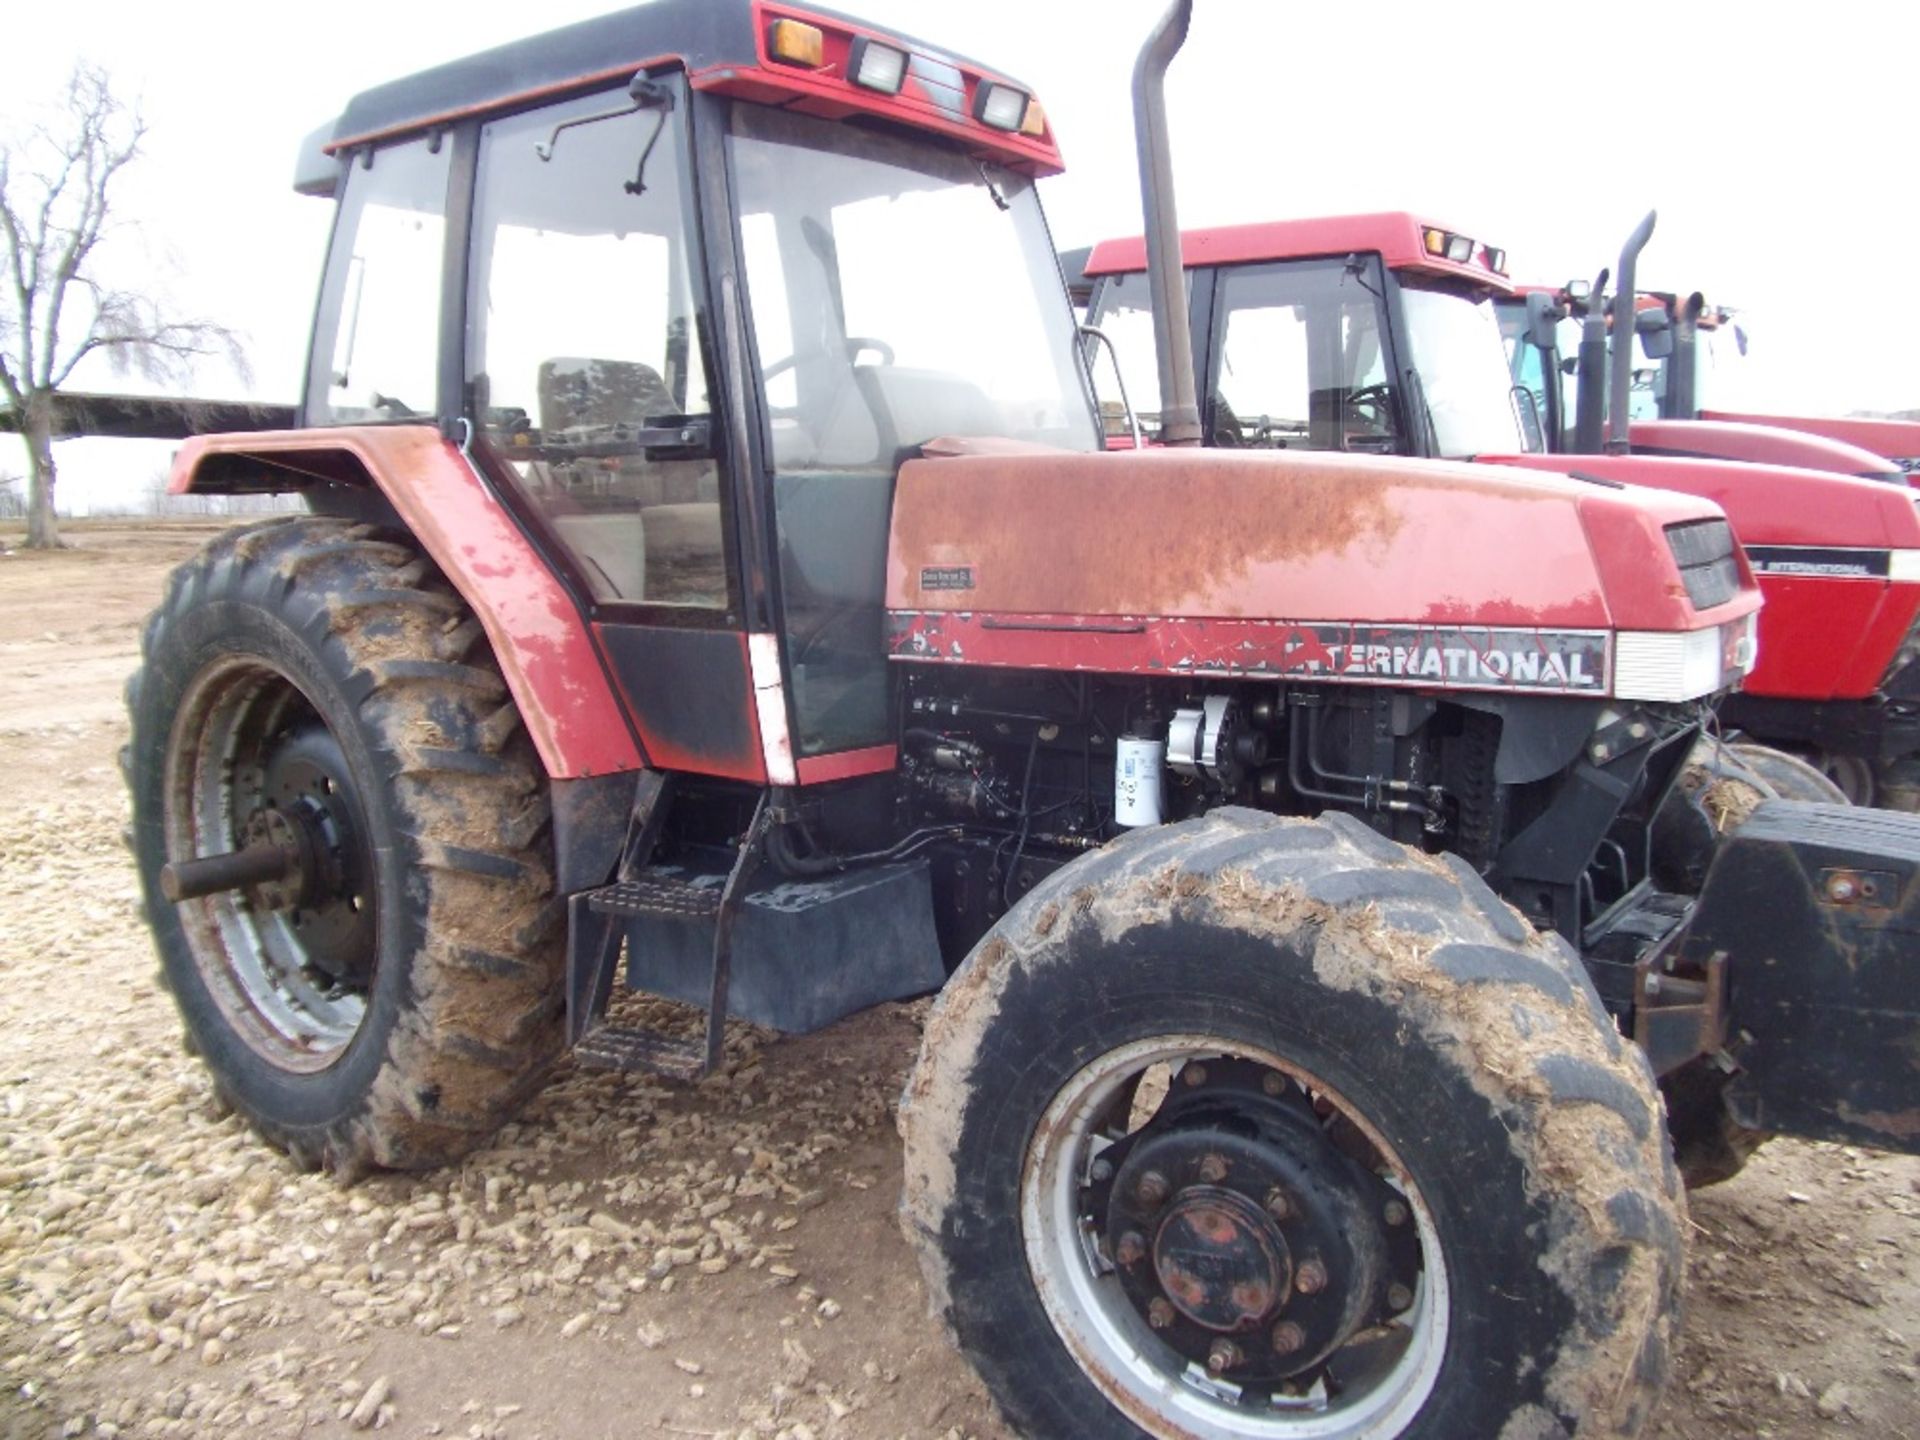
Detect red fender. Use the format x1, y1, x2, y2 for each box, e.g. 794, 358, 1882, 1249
168, 425, 646, 780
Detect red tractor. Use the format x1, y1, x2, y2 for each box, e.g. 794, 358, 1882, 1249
119, 2, 1920, 1436
1622, 279, 1920, 477
1076, 211, 1920, 810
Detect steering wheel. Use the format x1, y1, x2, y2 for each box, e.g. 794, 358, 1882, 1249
761, 337, 896, 383
1346, 382, 1395, 432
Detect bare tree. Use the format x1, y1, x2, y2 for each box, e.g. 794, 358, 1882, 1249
0, 66, 240, 548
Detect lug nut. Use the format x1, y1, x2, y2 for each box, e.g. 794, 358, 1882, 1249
1387, 1283, 1414, 1312
1261, 1073, 1285, 1097
1270, 1321, 1306, 1356
1115, 1231, 1147, 1267
1135, 1171, 1170, 1208
1265, 1188, 1292, 1222
1183, 1063, 1209, 1088
1147, 1298, 1176, 1330
1090, 1157, 1113, 1183
1206, 1339, 1242, 1373
1295, 1258, 1328, 1295
1198, 1154, 1229, 1184
1383, 1199, 1409, 1227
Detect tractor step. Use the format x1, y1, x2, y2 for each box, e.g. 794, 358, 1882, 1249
586, 875, 723, 921
574, 1023, 707, 1080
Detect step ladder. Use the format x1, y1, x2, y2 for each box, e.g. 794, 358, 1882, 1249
565, 775, 771, 1081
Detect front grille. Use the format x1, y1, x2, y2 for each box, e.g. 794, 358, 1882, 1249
1666, 519, 1741, 610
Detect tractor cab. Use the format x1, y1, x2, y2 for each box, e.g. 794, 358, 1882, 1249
277, 0, 1097, 786
1082, 214, 1538, 458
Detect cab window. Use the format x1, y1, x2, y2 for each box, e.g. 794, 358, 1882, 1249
308, 139, 449, 426
1209, 259, 1397, 452
466, 79, 727, 608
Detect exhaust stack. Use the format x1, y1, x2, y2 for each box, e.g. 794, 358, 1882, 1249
1572, 265, 1610, 454
1131, 0, 1202, 447
1607, 209, 1657, 454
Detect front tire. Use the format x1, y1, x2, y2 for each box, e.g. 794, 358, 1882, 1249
126, 517, 563, 1176
901, 809, 1683, 1439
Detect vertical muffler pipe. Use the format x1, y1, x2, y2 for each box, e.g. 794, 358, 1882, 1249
1571, 265, 1610, 454
1670, 291, 1705, 419
1606, 209, 1657, 454
1132, 0, 1202, 446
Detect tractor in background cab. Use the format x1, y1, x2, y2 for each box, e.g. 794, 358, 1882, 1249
115, 2, 1920, 1437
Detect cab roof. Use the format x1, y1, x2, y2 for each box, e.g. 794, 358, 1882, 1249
1083, 212, 1514, 293
309, 0, 1058, 176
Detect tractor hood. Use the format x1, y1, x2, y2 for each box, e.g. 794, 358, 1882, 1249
1481, 452, 1920, 556
886, 446, 1760, 704
1629, 418, 1904, 485
1483, 451, 1920, 704
1703, 410, 1920, 474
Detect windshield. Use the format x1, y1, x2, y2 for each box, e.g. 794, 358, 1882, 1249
724, 106, 1096, 761
1398, 284, 1534, 457
728, 106, 1099, 471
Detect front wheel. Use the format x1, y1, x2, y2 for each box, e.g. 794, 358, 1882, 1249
902, 809, 1683, 1439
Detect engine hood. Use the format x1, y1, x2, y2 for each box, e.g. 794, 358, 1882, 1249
1629, 417, 1903, 483
1481, 452, 1920, 553
889, 446, 1745, 630
1703, 410, 1920, 472
886, 447, 1759, 703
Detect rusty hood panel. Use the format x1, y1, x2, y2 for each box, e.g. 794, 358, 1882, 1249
887, 447, 1733, 631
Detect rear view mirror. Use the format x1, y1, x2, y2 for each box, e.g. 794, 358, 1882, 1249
1635, 307, 1674, 361
1524, 292, 1560, 352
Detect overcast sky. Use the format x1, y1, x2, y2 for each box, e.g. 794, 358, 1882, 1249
8, 0, 1916, 509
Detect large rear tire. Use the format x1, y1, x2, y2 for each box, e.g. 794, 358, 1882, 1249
901, 808, 1683, 1439
125, 517, 563, 1177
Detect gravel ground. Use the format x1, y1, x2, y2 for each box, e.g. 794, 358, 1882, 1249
1, 522, 1917, 1440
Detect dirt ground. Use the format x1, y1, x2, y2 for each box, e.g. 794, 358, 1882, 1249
1, 520, 1916, 1440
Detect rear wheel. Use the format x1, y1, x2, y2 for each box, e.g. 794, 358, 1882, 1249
126, 517, 563, 1176
902, 809, 1683, 1439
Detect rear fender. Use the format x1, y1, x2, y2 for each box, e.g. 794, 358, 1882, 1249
168, 424, 645, 780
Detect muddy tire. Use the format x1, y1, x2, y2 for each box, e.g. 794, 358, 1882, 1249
125, 516, 562, 1177
901, 808, 1683, 1439
1725, 742, 1850, 806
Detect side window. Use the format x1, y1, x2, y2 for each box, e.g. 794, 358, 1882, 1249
1085, 271, 1171, 440
308, 140, 449, 425
1211, 260, 1398, 453
467, 81, 726, 608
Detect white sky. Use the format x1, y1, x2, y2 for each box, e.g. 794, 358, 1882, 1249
8, 0, 1916, 509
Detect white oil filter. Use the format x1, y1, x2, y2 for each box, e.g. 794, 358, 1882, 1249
1114, 734, 1165, 827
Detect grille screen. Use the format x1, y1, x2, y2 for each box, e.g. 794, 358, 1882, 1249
1666, 519, 1740, 610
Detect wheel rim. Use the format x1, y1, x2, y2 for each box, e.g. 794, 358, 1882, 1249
164, 656, 378, 1072
1022, 1036, 1449, 1439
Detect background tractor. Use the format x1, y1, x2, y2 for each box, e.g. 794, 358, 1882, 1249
116, 2, 1920, 1436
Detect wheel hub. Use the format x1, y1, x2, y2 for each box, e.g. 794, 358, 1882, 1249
1099, 1060, 1402, 1382
255, 724, 374, 986
1152, 1185, 1289, 1331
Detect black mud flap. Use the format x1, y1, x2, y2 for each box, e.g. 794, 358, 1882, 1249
1678, 801, 1920, 1154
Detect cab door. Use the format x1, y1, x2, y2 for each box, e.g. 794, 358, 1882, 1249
461, 74, 773, 781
